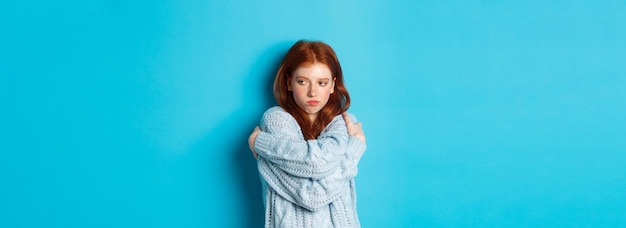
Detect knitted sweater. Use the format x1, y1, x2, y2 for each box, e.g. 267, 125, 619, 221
254, 106, 366, 228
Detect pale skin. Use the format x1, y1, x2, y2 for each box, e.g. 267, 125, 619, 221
248, 63, 365, 158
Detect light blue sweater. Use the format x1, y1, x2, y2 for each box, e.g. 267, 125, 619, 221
255, 106, 366, 228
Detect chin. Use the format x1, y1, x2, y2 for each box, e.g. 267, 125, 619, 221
305, 108, 321, 114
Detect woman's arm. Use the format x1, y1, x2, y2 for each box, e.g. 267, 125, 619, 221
250, 107, 367, 179
254, 108, 349, 179
253, 108, 367, 210
338, 112, 367, 177
343, 112, 366, 143
258, 156, 350, 211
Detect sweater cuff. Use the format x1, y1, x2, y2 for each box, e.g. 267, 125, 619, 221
254, 131, 274, 157
346, 136, 366, 160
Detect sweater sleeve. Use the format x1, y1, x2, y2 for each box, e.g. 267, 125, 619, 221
257, 137, 365, 211
338, 114, 367, 178
254, 107, 350, 179
258, 156, 350, 211
254, 107, 367, 211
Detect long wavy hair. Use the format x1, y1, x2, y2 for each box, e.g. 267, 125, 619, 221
273, 40, 351, 140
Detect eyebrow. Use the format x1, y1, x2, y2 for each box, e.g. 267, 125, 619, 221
294, 76, 331, 80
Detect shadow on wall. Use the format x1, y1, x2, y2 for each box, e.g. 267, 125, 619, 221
224, 41, 293, 227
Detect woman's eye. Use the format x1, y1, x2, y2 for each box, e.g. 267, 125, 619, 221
319, 81, 328, 86
297, 80, 306, 85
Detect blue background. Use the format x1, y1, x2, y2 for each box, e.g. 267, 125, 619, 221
2, 1, 625, 227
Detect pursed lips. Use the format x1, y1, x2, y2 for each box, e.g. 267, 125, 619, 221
306, 100, 320, 106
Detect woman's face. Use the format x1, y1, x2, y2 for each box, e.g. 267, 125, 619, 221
288, 62, 335, 122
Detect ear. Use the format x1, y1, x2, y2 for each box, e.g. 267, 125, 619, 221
331, 77, 336, 94
287, 75, 293, 91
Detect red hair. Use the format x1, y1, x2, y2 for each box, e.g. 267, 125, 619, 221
273, 40, 351, 139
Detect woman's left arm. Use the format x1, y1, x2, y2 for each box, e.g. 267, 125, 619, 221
251, 112, 366, 179
254, 112, 350, 179
338, 112, 367, 178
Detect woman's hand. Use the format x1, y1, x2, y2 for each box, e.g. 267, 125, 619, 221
342, 112, 366, 143
248, 126, 261, 159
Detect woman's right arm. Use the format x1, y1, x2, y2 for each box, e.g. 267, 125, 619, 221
253, 108, 367, 211
254, 108, 349, 179
257, 156, 349, 211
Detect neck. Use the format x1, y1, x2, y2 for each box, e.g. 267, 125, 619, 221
308, 113, 318, 122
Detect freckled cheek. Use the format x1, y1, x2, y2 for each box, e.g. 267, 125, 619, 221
293, 88, 309, 102
321, 87, 333, 96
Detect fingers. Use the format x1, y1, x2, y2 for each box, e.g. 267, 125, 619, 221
248, 126, 261, 159
353, 122, 365, 143
342, 112, 352, 125
354, 123, 364, 136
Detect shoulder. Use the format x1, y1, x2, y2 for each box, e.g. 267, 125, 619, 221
323, 112, 358, 134
345, 112, 358, 123
330, 112, 358, 125
263, 106, 289, 116
262, 106, 293, 121
261, 106, 299, 129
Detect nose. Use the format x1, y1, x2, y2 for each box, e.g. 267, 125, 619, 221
307, 84, 317, 97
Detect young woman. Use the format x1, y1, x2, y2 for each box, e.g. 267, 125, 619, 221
248, 40, 367, 227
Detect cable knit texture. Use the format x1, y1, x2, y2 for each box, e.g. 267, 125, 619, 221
255, 106, 366, 228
